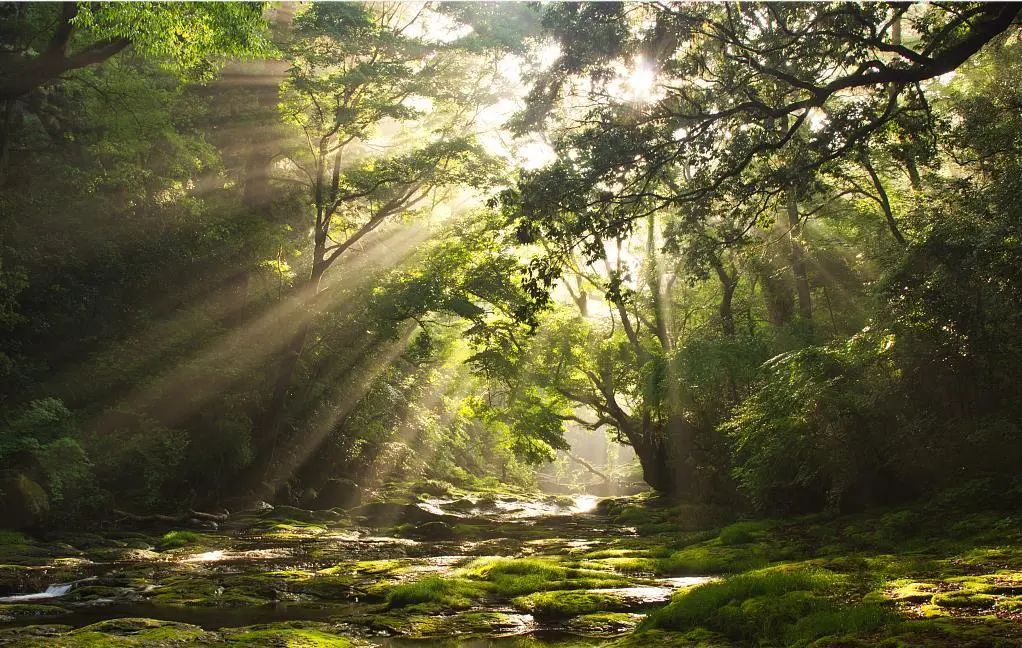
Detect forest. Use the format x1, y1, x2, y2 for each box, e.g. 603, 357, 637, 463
0, 2, 1021, 646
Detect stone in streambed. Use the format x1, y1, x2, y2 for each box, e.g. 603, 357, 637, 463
566, 612, 642, 635
0, 603, 68, 623
222, 621, 354, 646
369, 610, 527, 639
410, 521, 457, 540
314, 478, 368, 509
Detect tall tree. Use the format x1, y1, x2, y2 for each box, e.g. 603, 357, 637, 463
252, 3, 501, 480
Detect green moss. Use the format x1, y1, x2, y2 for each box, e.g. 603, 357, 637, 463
349, 559, 405, 575
370, 610, 523, 638
717, 521, 770, 546
260, 569, 354, 599
885, 580, 939, 603
640, 568, 896, 645
830, 617, 1022, 648
147, 575, 269, 607
512, 589, 628, 619
590, 557, 659, 574
225, 623, 353, 646
931, 590, 998, 609
385, 576, 484, 610
566, 612, 641, 635
0, 603, 67, 622
656, 544, 769, 575
19, 618, 212, 646
157, 530, 204, 550
611, 628, 730, 648
457, 557, 630, 598
614, 505, 658, 525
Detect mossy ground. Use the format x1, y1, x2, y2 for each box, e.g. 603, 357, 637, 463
604, 481, 1022, 647
0, 480, 1020, 646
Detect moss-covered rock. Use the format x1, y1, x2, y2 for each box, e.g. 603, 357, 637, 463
12, 618, 214, 647
222, 622, 354, 646
0, 603, 67, 622
147, 575, 269, 607
566, 612, 642, 635
369, 610, 526, 638
512, 589, 629, 618
384, 576, 484, 610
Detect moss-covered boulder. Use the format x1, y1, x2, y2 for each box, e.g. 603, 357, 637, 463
222, 622, 354, 646
369, 610, 527, 638
566, 612, 642, 635
512, 589, 629, 619
14, 618, 214, 647
0, 603, 67, 623
147, 575, 269, 607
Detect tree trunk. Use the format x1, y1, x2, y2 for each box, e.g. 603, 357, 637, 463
860, 151, 906, 246
785, 190, 812, 327
645, 215, 673, 353
710, 255, 738, 338
720, 278, 737, 337
753, 256, 795, 328
631, 432, 674, 494
904, 158, 922, 190
247, 255, 327, 496
627, 419, 694, 497
0, 99, 17, 186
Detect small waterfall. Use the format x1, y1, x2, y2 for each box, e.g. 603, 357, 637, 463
0, 582, 73, 602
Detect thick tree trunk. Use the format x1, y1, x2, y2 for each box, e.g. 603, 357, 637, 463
628, 420, 694, 497
631, 433, 674, 494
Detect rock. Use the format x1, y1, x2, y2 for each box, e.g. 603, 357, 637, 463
223, 496, 273, 514
66, 618, 214, 643
315, 478, 367, 509
411, 522, 456, 540
446, 498, 477, 513
267, 505, 319, 523
565, 612, 640, 635
354, 502, 459, 525
0, 603, 67, 623
512, 589, 630, 619
0, 624, 71, 644
222, 622, 353, 646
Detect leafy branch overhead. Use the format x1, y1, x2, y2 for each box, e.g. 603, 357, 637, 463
0, 2, 272, 99
504, 2, 1021, 267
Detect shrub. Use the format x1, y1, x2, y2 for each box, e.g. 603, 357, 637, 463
723, 334, 899, 513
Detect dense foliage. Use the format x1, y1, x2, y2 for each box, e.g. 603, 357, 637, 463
1, 1, 1021, 526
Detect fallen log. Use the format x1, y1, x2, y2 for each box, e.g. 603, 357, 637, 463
113, 508, 228, 525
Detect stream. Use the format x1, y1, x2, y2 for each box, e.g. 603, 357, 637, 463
0, 493, 708, 646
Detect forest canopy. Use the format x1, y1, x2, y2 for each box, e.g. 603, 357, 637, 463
1, 0, 1021, 525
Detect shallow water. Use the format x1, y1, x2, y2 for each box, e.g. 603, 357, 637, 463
0, 582, 73, 603
0, 492, 700, 645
